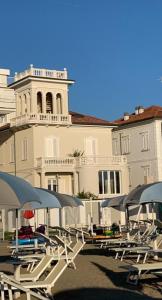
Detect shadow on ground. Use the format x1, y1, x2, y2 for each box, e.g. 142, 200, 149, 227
92, 261, 139, 290
54, 287, 156, 300
80, 247, 107, 256
92, 261, 162, 296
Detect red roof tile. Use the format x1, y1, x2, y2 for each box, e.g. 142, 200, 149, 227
114, 106, 162, 125
70, 111, 116, 126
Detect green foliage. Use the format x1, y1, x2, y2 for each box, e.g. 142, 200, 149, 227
4, 231, 14, 240
77, 190, 98, 200
69, 149, 84, 157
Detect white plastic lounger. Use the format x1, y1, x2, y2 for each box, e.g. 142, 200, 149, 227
112, 245, 151, 261
17, 254, 54, 282
0, 272, 49, 300
58, 239, 85, 269
22, 259, 68, 296
125, 262, 162, 285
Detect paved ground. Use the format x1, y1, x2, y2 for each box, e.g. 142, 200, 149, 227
0, 241, 162, 299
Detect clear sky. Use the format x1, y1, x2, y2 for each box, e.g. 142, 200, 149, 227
1, 0, 162, 121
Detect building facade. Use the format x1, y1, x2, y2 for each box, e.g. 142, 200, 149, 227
112, 105, 162, 190
0, 65, 129, 201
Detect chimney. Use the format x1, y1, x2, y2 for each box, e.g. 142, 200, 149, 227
123, 112, 129, 120
138, 106, 144, 114
0, 69, 10, 87
135, 106, 139, 115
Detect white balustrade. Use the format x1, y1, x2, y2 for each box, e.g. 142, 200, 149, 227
36, 155, 127, 169
14, 66, 67, 81
37, 157, 75, 168
75, 156, 127, 166
10, 113, 71, 126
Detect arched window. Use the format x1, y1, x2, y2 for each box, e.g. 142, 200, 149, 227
46, 92, 53, 113
37, 92, 43, 113
24, 94, 27, 113
19, 96, 22, 115
56, 93, 62, 114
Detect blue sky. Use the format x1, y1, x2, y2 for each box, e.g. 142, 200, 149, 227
1, 0, 162, 121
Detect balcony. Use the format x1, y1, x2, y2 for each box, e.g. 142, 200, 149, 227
14, 66, 67, 81
36, 157, 75, 172
75, 156, 127, 167
36, 155, 127, 172
0, 112, 16, 127
10, 113, 72, 127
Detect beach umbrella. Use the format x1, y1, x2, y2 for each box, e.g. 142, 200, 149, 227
0, 172, 42, 250
16, 188, 61, 245
0, 172, 40, 210
123, 182, 162, 206
123, 182, 162, 224
101, 195, 127, 208
36, 188, 83, 229
33, 188, 61, 234
38, 188, 83, 207
101, 195, 128, 229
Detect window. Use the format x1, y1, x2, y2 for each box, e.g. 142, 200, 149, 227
121, 135, 130, 154
140, 132, 149, 151
46, 92, 53, 113
48, 178, 58, 192
142, 165, 150, 184
22, 139, 28, 161
98, 170, 121, 195
85, 137, 97, 163
37, 92, 43, 113
45, 137, 59, 157
112, 138, 118, 155
24, 94, 27, 113
56, 93, 62, 114
10, 143, 15, 163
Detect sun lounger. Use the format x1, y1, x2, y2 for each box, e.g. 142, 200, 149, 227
21, 238, 85, 295
16, 254, 54, 282
0, 272, 49, 300
112, 234, 162, 262
99, 223, 157, 249
124, 262, 162, 285
21, 259, 68, 296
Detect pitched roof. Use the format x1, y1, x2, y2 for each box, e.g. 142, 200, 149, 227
70, 111, 116, 126
114, 106, 162, 126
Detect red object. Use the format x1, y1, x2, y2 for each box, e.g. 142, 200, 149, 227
23, 210, 35, 219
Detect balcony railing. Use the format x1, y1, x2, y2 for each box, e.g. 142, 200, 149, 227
75, 156, 127, 166
37, 157, 75, 169
36, 155, 127, 169
14, 66, 67, 81
0, 112, 16, 127
10, 113, 72, 127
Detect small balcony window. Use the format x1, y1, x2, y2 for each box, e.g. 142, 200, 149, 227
37, 92, 43, 113
46, 92, 53, 113
56, 93, 62, 114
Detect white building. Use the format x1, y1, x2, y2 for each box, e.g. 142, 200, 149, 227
0, 65, 129, 229
112, 105, 162, 189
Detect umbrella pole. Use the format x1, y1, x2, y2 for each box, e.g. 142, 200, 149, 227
46, 208, 49, 236
15, 209, 18, 253
152, 202, 154, 225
